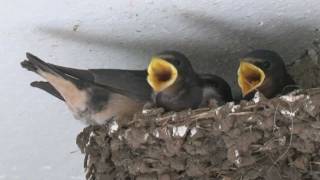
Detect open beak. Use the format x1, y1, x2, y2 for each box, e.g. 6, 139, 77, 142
237, 61, 265, 96
147, 57, 178, 92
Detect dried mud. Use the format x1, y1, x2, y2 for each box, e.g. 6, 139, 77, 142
77, 88, 320, 180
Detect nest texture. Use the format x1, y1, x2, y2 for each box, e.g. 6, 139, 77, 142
77, 89, 320, 180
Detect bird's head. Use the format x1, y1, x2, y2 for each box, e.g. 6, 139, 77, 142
237, 49, 286, 97
147, 51, 194, 92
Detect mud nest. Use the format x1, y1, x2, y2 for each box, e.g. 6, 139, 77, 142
76, 43, 320, 180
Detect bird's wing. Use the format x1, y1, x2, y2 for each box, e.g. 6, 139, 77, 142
89, 69, 151, 101
45, 59, 152, 101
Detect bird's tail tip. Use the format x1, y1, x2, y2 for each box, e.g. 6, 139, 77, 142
25, 52, 47, 65
21, 52, 57, 75
21, 59, 37, 72
30, 81, 43, 87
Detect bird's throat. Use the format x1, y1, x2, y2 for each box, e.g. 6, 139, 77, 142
238, 61, 265, 96
147, 57, 178, 92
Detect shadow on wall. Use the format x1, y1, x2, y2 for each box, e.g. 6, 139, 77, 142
39, 11, 320, 98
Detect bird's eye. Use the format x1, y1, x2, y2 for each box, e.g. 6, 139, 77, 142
261, 61, 271, 69
175, 60, 181, 66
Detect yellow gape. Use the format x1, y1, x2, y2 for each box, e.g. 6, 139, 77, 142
147, 57, 178, 92
237, 61, 265, 96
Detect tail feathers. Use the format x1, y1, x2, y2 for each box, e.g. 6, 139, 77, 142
23, 53, 94, 85
47, 63, 95, 82
21, 53, 59, 76
21, 52, 147, 102
21, 53, 86, 105
21, 59, 38, 73
23, 52, 83, 87
25, 52, 64, 78
31, 81, 65, 101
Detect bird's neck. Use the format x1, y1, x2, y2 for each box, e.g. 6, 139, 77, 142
159, 81, 185, 96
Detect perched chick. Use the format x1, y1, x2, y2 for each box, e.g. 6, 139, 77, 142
237, 49, 296, 99
21, 53, 151, 125
147, 51, 232, 111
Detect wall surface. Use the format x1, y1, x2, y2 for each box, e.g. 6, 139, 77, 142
1, 0, 320, 179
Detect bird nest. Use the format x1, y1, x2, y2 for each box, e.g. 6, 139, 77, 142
76, 89, 320, 180
76, 43, 320, 180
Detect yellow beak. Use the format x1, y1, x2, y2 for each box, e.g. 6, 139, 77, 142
237, 61, 265, 96
147, 57, 178, 92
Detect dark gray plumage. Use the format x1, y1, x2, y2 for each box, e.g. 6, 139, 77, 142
238, 49, 296, 99
148, 51, 232, 111
21, 53, 151, 125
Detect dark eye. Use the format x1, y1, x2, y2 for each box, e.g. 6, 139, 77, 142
175, 60, 181, 66
261, 61, 271, 69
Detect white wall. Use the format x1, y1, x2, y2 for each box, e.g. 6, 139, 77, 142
1, 0, 320, 179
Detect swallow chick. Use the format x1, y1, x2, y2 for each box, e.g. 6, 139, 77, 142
146, 51, 232, 111
199, 73, 233, 107
237, 49, 296, 99
21, 53, 151, 125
